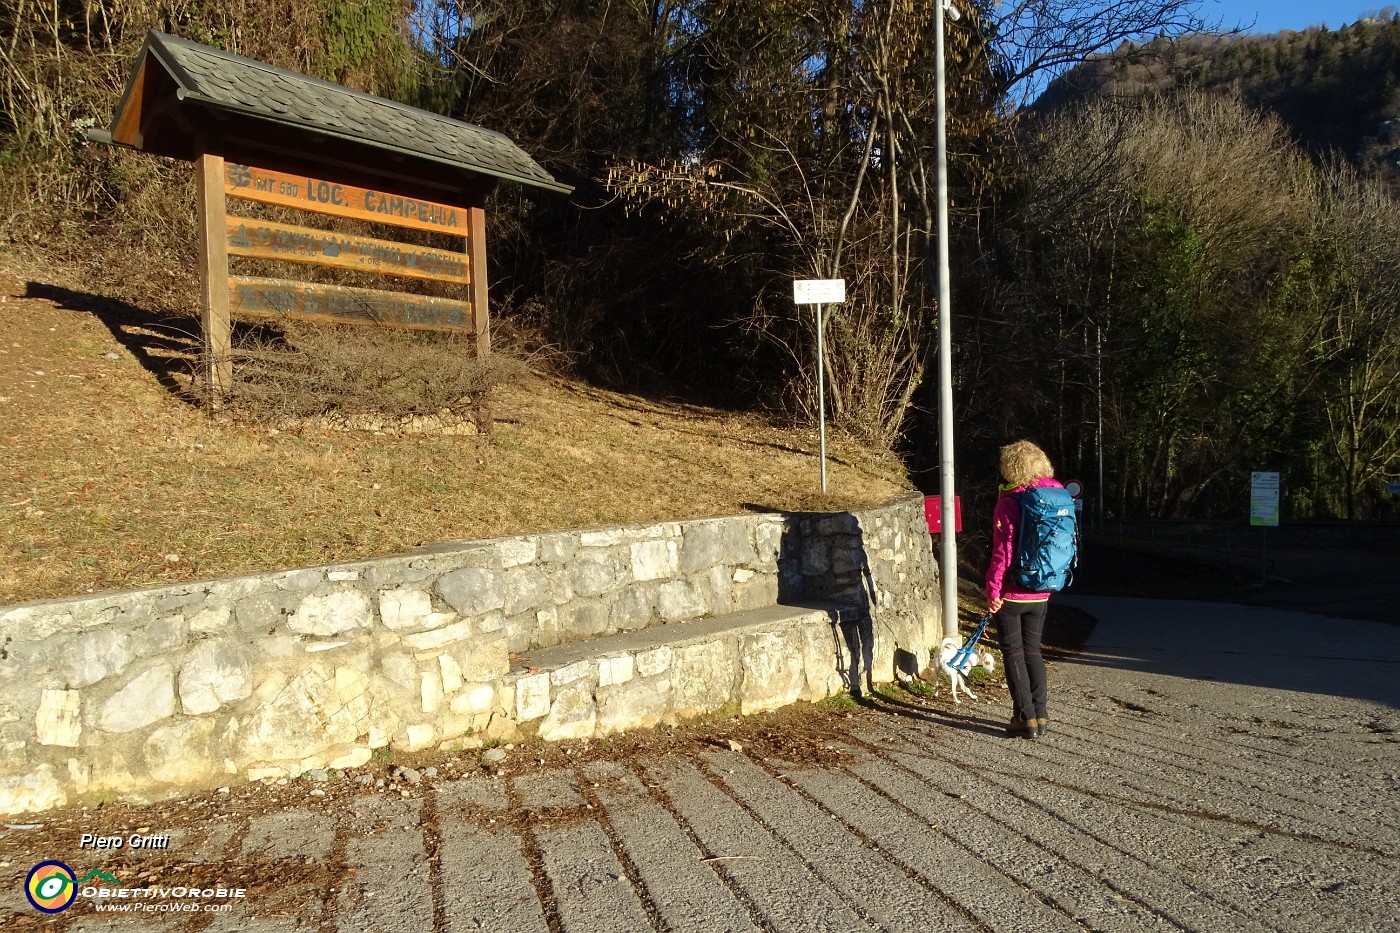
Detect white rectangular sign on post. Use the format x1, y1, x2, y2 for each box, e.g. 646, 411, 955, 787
793, 278, 844, 495
1250, 471, 1280, 527
793, 279, 845, 305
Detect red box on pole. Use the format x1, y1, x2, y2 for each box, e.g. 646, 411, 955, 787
924, 496, 961, 533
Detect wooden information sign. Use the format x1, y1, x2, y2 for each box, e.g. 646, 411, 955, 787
226, 218, 470, 284
223, 163, 467, 235
195, 154, 490, 401
230, 276, 472, 331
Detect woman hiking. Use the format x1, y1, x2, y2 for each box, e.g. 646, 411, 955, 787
985, 440, 1068, 739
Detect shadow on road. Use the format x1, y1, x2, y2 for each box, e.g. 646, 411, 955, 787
1023, 536, 1400, 708
1056, 594, 1400, 710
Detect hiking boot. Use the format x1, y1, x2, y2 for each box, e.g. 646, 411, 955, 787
1005, 716, 1035, 739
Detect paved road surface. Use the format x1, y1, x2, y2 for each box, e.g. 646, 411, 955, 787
5, 597, 1398, 931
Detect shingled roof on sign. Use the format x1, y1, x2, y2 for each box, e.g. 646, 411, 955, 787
105, 30, 571, 196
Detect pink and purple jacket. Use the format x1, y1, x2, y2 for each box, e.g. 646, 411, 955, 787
985, 476, 1065, 604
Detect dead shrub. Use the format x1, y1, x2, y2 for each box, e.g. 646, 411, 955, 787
208, 321, 525, 430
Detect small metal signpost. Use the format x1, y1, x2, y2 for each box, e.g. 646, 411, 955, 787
1064, 479, 1084, 517
793, 279, 846, 493
1250, 471, 1280, 585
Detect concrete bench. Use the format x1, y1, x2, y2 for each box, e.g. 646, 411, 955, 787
507, 601, 869, 741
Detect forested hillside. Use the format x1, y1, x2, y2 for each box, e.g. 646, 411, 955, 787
0, 1, 1394, 522
1037, 12, 1400, 180
1019, 12, 1400, 520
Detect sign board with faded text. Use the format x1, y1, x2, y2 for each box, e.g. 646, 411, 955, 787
210, 161, 478, 335
223, 164, 467, 235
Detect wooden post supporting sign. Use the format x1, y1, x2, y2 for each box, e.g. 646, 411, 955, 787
468, 206, 490, 360
196, 153, 233, 403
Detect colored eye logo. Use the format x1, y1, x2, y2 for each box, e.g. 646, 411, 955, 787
25, 860, 77, 913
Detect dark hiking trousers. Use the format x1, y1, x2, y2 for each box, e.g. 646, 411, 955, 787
995, 600, 1049, 723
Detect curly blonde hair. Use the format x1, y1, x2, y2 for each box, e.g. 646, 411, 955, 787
1000, 440, 1054, 487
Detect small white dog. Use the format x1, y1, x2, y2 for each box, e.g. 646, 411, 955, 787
934, 637, 996, 704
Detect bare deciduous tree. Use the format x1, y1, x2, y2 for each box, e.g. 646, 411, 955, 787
1310, 161, 1400, 517
606, 0, 1003, 444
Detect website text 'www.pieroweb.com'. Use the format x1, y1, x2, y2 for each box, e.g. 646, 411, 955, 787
77, 883, 245, 915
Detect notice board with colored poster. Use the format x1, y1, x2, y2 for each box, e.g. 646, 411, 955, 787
1250, 472, 1280, 527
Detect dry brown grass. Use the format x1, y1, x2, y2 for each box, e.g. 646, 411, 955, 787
217, 320, 525, 426
0, 257, 913, 605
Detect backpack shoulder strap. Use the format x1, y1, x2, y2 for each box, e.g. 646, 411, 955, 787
1013, 488, 1034, 571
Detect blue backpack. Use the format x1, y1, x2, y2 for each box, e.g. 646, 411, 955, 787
1014, 486, 1078, 592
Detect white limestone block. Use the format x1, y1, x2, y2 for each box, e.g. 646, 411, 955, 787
99, 664, 175, 734
36, 689, 81, 747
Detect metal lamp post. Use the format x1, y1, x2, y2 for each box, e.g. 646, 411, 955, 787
936, 0, 960, 640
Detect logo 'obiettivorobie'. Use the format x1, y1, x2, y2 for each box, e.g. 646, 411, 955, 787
23, 863, 122, 913
24, 858, 248, 914
25, 861, 78, 913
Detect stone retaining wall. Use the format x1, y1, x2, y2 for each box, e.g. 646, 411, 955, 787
0, 494, 940, 814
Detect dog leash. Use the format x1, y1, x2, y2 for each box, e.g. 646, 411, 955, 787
950, 612, 992, 670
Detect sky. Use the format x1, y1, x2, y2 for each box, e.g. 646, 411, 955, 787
1202, 1, 1387, 35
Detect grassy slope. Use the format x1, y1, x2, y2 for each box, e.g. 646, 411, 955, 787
0, 257, 914, 605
